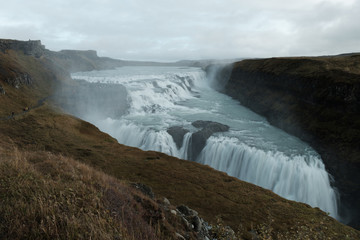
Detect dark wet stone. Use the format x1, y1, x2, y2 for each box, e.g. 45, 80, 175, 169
167, 126, 189, 149
189, 121, 229, 161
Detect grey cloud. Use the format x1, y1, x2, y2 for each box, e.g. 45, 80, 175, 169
0, 0, 359, 61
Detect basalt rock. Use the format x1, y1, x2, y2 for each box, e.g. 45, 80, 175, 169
192, 120, 230, 132
5, 73, 33, 88
0, 39, 45, 58
189, 121, 229, 161
176, 205, 211, 239
167, 126, 189, 149
214, 54, 360, 229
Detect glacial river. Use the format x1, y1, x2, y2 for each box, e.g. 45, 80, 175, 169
72, 66, 339, 219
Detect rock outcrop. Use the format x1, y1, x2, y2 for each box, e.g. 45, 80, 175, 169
131, 182, 155, 199
0, 39, 45, 58
189, 121, 229, 161
167, 121, 229, 161
4, 73, 33, 89
210, 54, 360, 229
176, 204, 211, 239
167, 126, 189, 149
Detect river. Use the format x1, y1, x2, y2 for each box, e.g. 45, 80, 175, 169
72, 66, 339, 219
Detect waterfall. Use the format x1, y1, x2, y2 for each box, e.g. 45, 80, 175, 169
197, 136, 339, 218
72, 66, 340, 220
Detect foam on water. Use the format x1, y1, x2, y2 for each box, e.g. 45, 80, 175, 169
198, 136, 338, 218
72, 66, 339, 219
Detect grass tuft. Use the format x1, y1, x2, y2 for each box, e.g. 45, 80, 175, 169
0, 141, 163, 240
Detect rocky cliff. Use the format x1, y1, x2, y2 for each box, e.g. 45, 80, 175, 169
0, 39, 125, 73
210, 54, 360, 229
0, 39, 45, 58
48, 49, 125, 73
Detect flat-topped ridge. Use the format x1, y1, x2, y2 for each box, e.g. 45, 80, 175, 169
0, 39, 45, 57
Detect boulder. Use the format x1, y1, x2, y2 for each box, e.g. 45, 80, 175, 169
167, 126, 189, 149
176, 204, 210, 237
163, 197, 171, 205
192, 120, 230, 132
189, 121, 229, 161
177, 205, 197, 217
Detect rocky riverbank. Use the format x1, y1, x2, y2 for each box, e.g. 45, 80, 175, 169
208, 54, 360, 229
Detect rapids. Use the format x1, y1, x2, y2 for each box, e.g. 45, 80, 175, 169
72, 66, 339, 219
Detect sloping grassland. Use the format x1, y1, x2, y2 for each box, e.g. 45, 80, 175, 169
0, 45, 359, 239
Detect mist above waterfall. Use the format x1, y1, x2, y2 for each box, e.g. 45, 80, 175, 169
67, 66, 339, 220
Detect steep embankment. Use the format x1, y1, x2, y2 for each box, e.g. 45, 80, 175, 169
0, 44, 69, 116
217, 54, 360, 229
1, 39, 359, 239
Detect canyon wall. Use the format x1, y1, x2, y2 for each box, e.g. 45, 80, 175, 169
0, 39, 45, 57
209, 54, 360, 228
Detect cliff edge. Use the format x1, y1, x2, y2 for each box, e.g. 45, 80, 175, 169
218, 54, 360, 229
0, 39, 45, 58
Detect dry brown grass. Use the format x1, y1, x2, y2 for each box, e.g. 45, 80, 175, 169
211, 215, 358, 240
0, 49, 70, 116
0, 139, 169, 240
235, 54, 360, 78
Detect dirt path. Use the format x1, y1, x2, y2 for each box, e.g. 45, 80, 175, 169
0, 96, 49, 121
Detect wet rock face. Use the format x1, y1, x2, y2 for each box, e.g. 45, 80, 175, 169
192, 120, 230, 132
189, 121, 229, 161
167, 121, 229, 161
219, 56, 360, 229
167, 126, 189, 149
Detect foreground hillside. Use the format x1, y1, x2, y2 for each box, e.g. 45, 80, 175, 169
0, 138, 181, 240
218, 54, 360, 229
0, 40, 359, 239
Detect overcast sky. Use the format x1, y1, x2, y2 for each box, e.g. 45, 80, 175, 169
1, 0, 359, 61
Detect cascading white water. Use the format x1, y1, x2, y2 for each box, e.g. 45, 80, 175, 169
72, 66, 339, 219
197, 136, 338, 218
